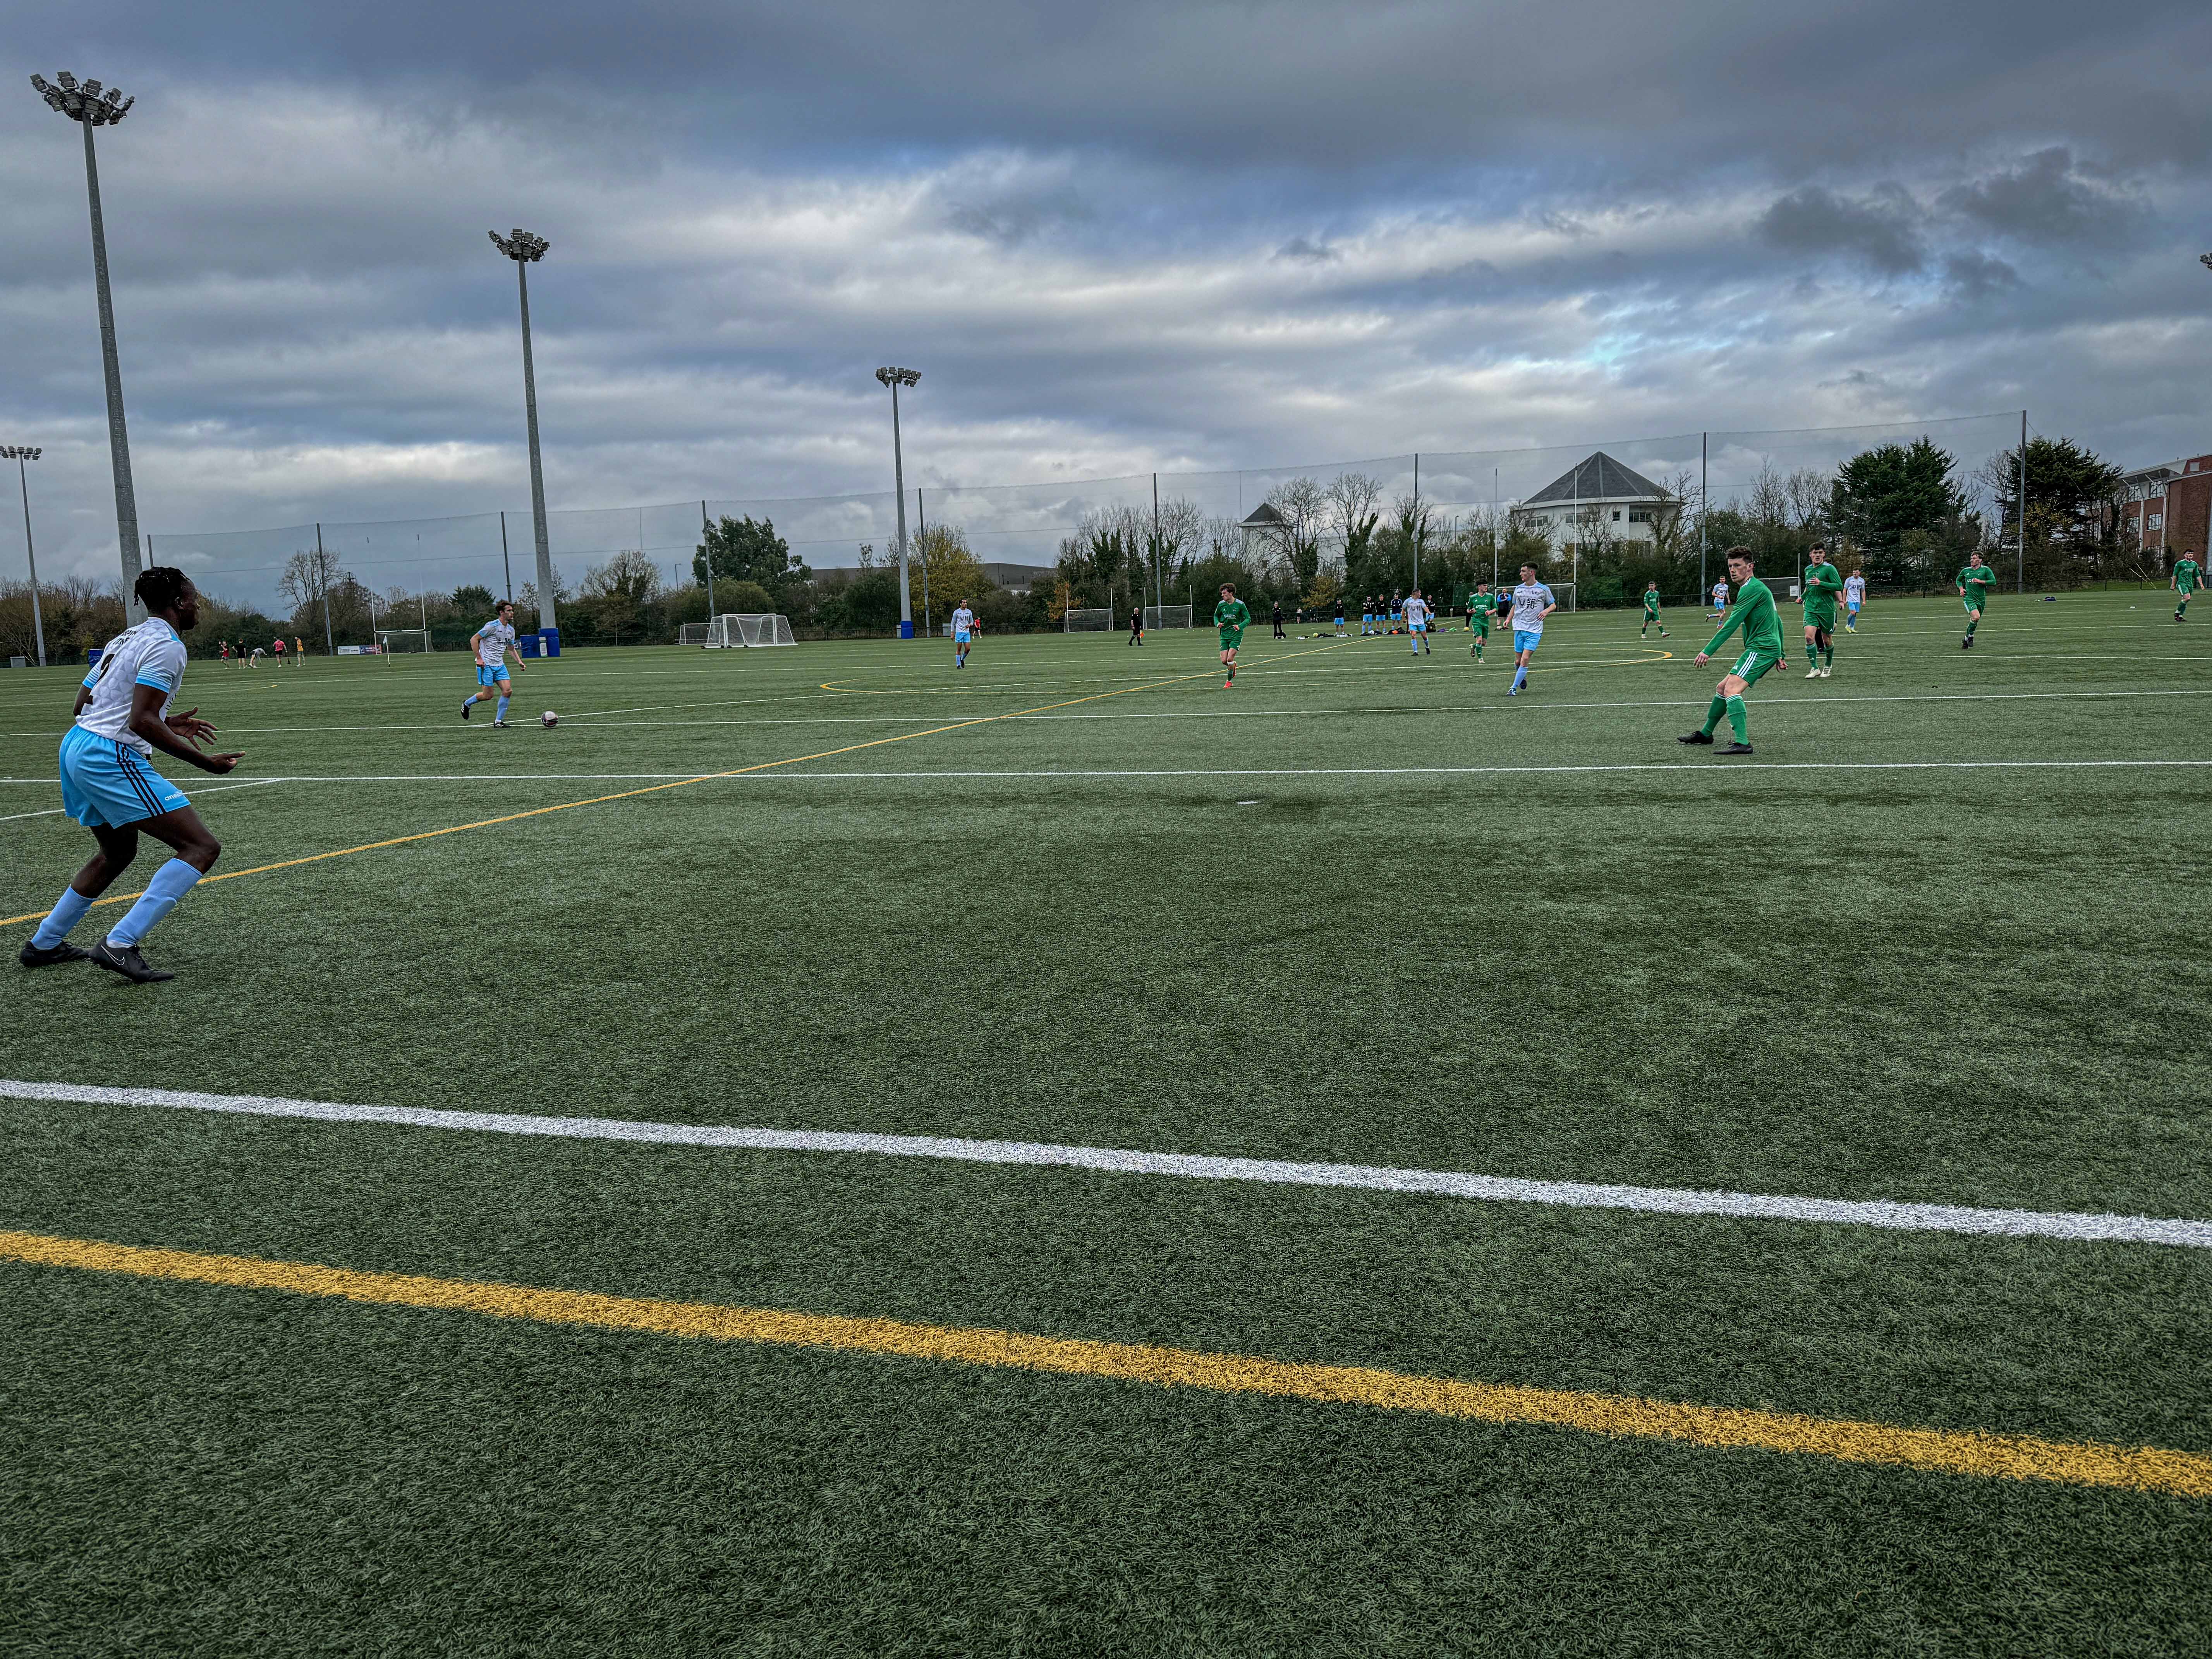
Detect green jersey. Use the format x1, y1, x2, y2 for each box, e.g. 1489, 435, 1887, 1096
1469, 594, 1498, 628
1214, 598, 1251, 636
2175, 559, 2202, 594
1641, 589, 1661, 616
1703, 577, 1783, 660
1801, 562, 1842, 627
1958, 563, 1996, 605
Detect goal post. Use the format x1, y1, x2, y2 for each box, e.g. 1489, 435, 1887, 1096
1143, 605, 1194, 630
1063, 608, 1112, 632
375, 628, 431, 654
677, 622, 709, 646
705, 613, 795, 648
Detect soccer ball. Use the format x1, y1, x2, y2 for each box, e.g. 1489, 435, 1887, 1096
541, 710, 558, 728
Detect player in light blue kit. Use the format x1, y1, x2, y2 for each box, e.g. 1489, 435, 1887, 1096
1504, 564, 1557, 696
461, 599, 526, 726
1402, 590, 1432, 655
18, 568, 243, 982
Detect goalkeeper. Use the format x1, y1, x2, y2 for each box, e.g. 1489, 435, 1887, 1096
1214, 584, 1251, 688
1680, 547, 1785, 756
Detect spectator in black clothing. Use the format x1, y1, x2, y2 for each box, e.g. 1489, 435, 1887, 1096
1128, 606, 1144, 645
1271, 600, 1285, 639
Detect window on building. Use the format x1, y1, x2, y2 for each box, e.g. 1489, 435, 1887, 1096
1628, 508, 1652, 524
1610, 509, 1621, 521
2148, 514, 2164, 530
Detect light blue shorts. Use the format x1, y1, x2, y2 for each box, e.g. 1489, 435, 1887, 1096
1410, 622, 1427, 634
476, 665, 510, 687
1513, 630, 1542, 653
59, 725, 190, 828
1846, 600, 1862, 613
954, 630, 971, 644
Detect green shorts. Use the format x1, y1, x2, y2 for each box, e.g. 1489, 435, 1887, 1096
1962, 591, 1989, 614
1218, 629, 1243, 651
1642, 605, 1659, 619
1472, 620, 1490, 636
1803, 610, 1834, 634
1729, 648, 1782, 686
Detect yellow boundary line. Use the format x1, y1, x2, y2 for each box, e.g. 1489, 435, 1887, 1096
4, 1224, 2206, 1498
3, 642, 1350, 928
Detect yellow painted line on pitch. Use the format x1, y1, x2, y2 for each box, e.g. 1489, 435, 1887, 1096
3, 1226, 2206, 1499
2, 642, 1351, 927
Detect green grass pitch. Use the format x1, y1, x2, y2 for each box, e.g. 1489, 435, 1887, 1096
3, 592, 2209, 1654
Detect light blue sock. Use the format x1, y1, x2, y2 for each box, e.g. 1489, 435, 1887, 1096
1511, 664, 1527, 689
104, 859, 202, 949
496, 694, 510, 722
31, 886, 94, 949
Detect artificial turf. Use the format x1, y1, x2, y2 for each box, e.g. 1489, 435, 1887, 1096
2, 592, 2209, 1654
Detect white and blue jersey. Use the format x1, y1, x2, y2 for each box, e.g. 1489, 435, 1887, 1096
1844, 575, 1865, 613
60, 618, 192, 827
474, 617, 518, 684
1403, 598, 1431, 631
1508, 582, 1554, 651
951, 606, 975, 643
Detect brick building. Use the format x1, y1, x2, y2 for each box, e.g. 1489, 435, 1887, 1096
2118, 453, 2212, 562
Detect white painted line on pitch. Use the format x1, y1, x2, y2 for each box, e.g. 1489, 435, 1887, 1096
3, 1079, 2205, 1250
0, 778, 286, 822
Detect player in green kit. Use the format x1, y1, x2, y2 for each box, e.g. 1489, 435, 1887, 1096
1957, 552, 1997, 648
1800, 544, 1842, 678
1680, 547, 1786, 756
2173, 553, 2202, 621
1639, 581, 1667, 639
1468, 585, 1498, 659
1214, 583, 1251, 687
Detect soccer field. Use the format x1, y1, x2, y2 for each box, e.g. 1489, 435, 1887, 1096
3, 592, 2210, 1654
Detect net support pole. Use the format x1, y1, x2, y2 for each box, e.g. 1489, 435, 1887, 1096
699, 500, 716, 623
1699, 432, 1708, 608
316, 522, 333, 658
1152, 472, 1161, 615
1412, 453, 1420, 595
917, 488, 931, 637
15, 453, 46, 668
499, 511, 513, 604
2017, 410, 2028, 592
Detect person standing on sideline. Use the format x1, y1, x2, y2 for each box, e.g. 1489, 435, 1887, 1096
1214, 584, 1251, 687
951, 599, 977, 667
1505, 565, 1556, 697
1957, 551, 1997, 649
1271, 599, 1286, 640
1680, 547, 1786, 757
1800, 544, 1843, 678
461, 599, 526, 726
18, 567, 242, 982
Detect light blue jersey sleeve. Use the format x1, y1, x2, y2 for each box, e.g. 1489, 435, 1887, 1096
136, 637, 187, 694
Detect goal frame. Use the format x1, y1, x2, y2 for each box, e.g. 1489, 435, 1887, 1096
1142, 605, 1194, 630
1063, 608, 1113, 633
374, 628, 431, 655
705, 613, 796, 648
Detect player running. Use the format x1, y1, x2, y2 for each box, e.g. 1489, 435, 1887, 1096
1680, 547, 1785, 756
1957, 551, 1997, 649
1505, 565, 1556, 697
1843, 570, 1866, 631
18, 568, 243, 982
1639, 581, 1667, 639
461, 599, 526, 725
1709, 577, 1730, 618
1467, 585, 1497, 661
1403, 590, 1433, 655
1800, 544, 1843, 678
1215, 584, 1251, 687
952, 600, 977, 666
2174, 552, 2201, 622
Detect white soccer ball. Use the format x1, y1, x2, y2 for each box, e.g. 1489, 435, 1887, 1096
541, 710, 558, 728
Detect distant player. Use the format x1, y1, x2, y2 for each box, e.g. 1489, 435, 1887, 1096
1467, 585, 1497, 661
2174, 552, 2202, 622
952, 599, 977, 666
1800, 544, 1843, 678
271, 635, 286, 668
1957, 551, 1997, 649
1403, 590, 1432, 655
1504, 564, 1556, 697
1680, 546, 1785, 756
1333, 599, 1345, 636
1272, 599, 1286, 640
1843, 570, 1866, 631
293, 635, 305, 667
1214, 583, 1250, 687
1639, 581, 1667, 639
461, 599, 526, 725
248, 645, 264, 668
1126, 604, 1143, 646
1710, 577, 1729, 617
17, 567, 242, 982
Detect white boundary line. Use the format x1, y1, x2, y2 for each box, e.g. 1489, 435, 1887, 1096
0, 778, 285, 821
3, 1079, 2205, 1250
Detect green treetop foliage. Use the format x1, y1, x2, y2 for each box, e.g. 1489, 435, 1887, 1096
1827, 440, 1971, 586
695, 516, 810, 592
451, 584, 497, 615
1985, 436, 2126, 547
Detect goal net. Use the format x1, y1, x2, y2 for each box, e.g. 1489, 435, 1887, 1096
677, 622, 709, 646
1063, 608, 1113, 632
705, 613, 795, 648
375, 628, 431, 654
1143, 605, 1194, 629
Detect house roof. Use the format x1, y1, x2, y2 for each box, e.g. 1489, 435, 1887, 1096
1239, 502, 1288, 528
1525, 452, 1668, 506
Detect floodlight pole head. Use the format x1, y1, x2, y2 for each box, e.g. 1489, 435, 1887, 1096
2201, 251, 2212, 274
489, 228, 551, 263
0, 447, 41, 461
30, 72, 133, 125
875, 366, 919, 388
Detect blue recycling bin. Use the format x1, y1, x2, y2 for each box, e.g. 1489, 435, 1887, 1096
898, 620, 914, 639
539, 627, 561, 658
517, 633, 542, 658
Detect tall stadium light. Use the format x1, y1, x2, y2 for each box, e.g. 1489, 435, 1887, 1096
875, 366, 920, 639
30, 72, 144, 623
489, 228, 558, 639
2, 446, 49, 667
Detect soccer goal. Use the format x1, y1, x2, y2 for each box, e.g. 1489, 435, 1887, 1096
677, 622, 709, 647
1063, 608, 1113, 632
1144, 605, 1194, 630
705, 613, 795, 649
376, 628, 431, 654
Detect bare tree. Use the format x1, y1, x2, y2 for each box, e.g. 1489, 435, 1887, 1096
1259, 476, 1329, 589
1785, 467, 1831, 537
277, 546, 343, 615
1326, 472, 1382, 563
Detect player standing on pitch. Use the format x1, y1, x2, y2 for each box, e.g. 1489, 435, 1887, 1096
461, 599, 526, 726
17, 568, 242, 982
1215, 584, 1250, 687
1957, 551, 1997, 649
952, 599, 977, 667
1505, 565, 1555, 697
1639, 580, 1667, 639
1681, 547, 1785, 756
1403, 589, 1432, 655
1800, 544, 1843, 678
1843, 569, 1866, 631
1467, 584, 1497, 661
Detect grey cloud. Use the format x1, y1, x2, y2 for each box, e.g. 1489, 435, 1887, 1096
1274, 236, 1337, 263
1939, 148, 2141, 246
943, 185, 1092, 246
1758, 184, 1927, 275
1942, 250, 2022, 300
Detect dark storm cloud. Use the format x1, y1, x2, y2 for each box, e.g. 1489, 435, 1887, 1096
1940, 148, 2143, 246
1758, 185, 1927, 275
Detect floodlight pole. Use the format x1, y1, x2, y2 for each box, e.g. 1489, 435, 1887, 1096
1698, 433, 1708, 605
31, 73, 144, 622
490, 229, 556, 636
876, 367, 919, 638
2017, 409, 2028, 593
4, 447, 48, 666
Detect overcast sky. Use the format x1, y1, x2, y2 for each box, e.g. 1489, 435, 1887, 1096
4, 0, 2210, 589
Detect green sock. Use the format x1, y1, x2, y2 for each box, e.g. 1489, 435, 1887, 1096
1701, 694, 1726, 736
1966, 617, 1978, 636
1726, 696, 1747, 743
1822, 644, 1833, 667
